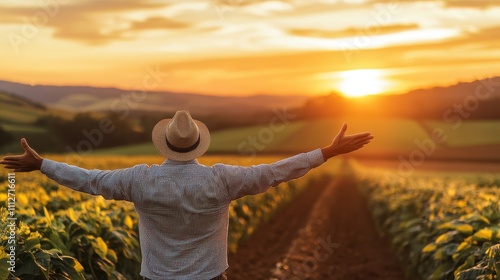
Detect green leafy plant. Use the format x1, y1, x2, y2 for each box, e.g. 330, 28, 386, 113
355, 162, 500, 280
0, 209, 85, 280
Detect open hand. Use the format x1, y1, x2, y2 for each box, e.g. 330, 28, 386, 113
321, 123, 373, 160
0, 138, 43, 172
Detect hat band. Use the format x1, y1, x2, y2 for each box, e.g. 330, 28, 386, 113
166, 135, 201, 153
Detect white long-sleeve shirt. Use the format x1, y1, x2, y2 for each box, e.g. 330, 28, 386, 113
40, 149, 325, 280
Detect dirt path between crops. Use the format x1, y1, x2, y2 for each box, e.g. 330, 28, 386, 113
226, 166, 406, 280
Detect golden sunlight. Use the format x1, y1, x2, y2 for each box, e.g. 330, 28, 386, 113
338, 69, 389, 98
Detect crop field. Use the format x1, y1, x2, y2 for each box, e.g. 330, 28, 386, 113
0, 155, 336, 280
354, 162, 500, 280
0, 152, 499, 280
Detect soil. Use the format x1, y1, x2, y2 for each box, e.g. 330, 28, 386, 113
226, 166, 406, 280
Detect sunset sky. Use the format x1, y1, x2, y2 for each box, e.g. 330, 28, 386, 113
1, 0, 500, 97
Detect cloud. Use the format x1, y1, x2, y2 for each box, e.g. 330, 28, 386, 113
240, 1, 294, 16
0, 0, 195, 45
443, 0, 500, 9
368, 0, 500, 9
164, 24, 500, 74
130, 17, 192, 31
408, 25, 500, 51
288, 24, 420, 39
463, 26, 500, 41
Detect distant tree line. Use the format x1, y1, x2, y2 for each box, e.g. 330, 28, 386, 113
0, 126, 14, 149
36, 113, 148, 150
299, 92, 500, 120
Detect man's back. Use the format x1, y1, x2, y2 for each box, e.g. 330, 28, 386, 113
133, 160, 230, 280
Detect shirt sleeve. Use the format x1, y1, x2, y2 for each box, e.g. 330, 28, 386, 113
214, 149, 325, 200
40, 159, 147, 202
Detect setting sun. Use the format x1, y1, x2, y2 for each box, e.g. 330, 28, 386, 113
338, 69, 389, 98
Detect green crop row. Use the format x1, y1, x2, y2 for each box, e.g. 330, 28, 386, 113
0, 155, 337, 279
354, 163, 500, 280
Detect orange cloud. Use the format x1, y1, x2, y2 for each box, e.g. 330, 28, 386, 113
443, 0, 500, 8
130, 17, 192, 31
0, 0, 176, 45
369, 0, 500, 9
288, 24, 420, 39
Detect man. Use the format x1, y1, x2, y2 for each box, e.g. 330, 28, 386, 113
1, 110, 373, 280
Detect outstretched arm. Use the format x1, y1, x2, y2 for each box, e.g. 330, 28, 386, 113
0, 138, 43, 172
321, 123, 373, 160
1, 138, 145, 201
219, 123, 373, 200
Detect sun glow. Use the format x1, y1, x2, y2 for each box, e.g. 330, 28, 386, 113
338, 69, 389, 98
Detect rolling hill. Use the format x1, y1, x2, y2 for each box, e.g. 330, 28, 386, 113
0, 90, 47, 124
0, 80, 308, 115
0, 91, 68, 152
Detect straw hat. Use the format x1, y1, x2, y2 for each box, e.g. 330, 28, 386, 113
152, 110, 210, 161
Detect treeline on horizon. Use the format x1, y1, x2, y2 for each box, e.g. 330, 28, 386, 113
0, 109, 290, 152
300, 91, 500, 120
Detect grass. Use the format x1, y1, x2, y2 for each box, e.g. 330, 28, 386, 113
423, 120, 500, 147
2, 124, 47, 133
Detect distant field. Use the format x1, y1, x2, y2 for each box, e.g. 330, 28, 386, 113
2, 123, 47, 133
0, 101, 46, 124
93, 118, 500, 161
423, 120, 500, 147
95, 118, 430, 156
1, 90, 498, 160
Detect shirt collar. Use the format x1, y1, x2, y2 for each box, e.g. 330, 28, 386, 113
162, 159, 199, 165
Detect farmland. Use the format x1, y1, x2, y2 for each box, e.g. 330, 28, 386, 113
354, 161, 500, 280
0, 119, 500, 280
0, 153, 499, 279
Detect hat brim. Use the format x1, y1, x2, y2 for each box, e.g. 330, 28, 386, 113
152, 118, 210, 161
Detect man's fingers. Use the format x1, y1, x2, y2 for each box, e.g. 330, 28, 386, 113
349, 135, 373, 144
21, 138, 35, 154
1, 156, 23, 161
2, 162, 32, 171
347, 132, 372, 139
338, 123, 347, 138
352, 137, 373, 145
0, 160, 19, 165
1, 160, 21, 167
